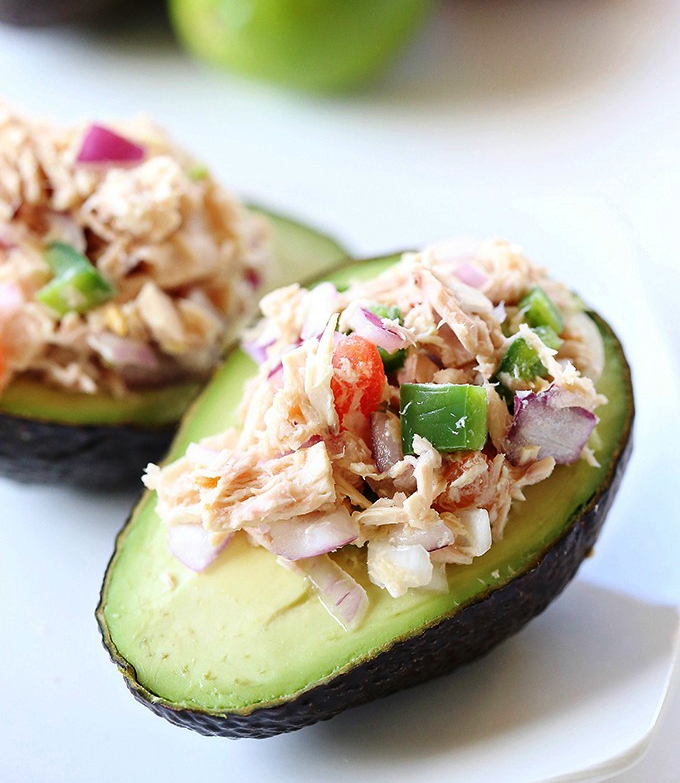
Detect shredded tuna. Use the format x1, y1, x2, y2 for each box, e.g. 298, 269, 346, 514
0, 103, 272, 398
146, 237, 607, 627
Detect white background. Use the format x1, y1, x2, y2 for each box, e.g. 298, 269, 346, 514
0, 1, 679, 780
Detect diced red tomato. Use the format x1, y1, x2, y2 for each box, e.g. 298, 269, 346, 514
331, 334, 386, 431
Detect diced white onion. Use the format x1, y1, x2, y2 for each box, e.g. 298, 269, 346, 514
456, 507, 492, 557
242, 338, 272, 365
367, 541, 433, 598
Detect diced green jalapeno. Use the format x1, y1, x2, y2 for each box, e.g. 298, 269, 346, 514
532, 325, 563, 350
400, 383, 488, 455
369, 303, 407, 372
519, 286, 563, 334
36, 242, 115, 317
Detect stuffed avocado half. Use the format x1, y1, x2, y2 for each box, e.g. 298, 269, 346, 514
0, 104, 346, 488
97, 248, 634, 737
0, 209, 346, 488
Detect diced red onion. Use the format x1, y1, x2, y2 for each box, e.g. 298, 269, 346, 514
87, 332, 158, 368
299, 435, 323, 449
167, 525, 231, 572
0, 282, 24, 322
77, 124, 145, 164
242, 338, 273, 365
301, 283, 339, 340
267, 361, 283, 382
454, 262, 488, 289
425, 352, 444, 369
244, 268, 261, 289
370, 411, 403, 473
345, 307, 407, 353
295, 554, 368, 630
504, 386, 598, 465
266, 507, 359, 561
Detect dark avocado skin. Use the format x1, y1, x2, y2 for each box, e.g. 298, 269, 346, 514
97, 311, 634, 739
0, 412, 173, 489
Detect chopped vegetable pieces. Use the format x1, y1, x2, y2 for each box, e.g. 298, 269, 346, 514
368, 304, 407, 372
504, 386, 598, 465
76, 124, 145, 164
519, 286, 564, 334
400, 383, 488, 454
532, 325, 563, 350
496, 337, 548, 382
36, 242, 115, 317
331, 334, 386, 428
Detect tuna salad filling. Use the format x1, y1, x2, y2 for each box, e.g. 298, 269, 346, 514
0, 104, 272, 398
145, 238, 607, 630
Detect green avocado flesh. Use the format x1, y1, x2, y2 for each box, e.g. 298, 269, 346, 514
99, 256, 633, 722
0, 209, 345, 427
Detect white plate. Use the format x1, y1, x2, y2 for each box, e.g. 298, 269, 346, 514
0, 190, 677, 783
0, 11, 678, 780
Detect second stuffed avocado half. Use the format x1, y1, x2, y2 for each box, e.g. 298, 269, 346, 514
0, 209, 345, 488
0, 105, 346, 489
98, 248, 634, 738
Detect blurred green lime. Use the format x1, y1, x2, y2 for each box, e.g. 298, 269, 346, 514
169, 0, 431, 92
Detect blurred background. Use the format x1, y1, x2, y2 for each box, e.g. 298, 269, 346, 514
0, 1, 678, 781
2, 0, 676, 348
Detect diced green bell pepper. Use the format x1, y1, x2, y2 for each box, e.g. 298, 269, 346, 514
36, 242, 115, 317
496, 337, 547, 382
519, 286, 563, 334
532, 325, 563, 350
400, 383, 488, 455
493, 336, 550, 408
